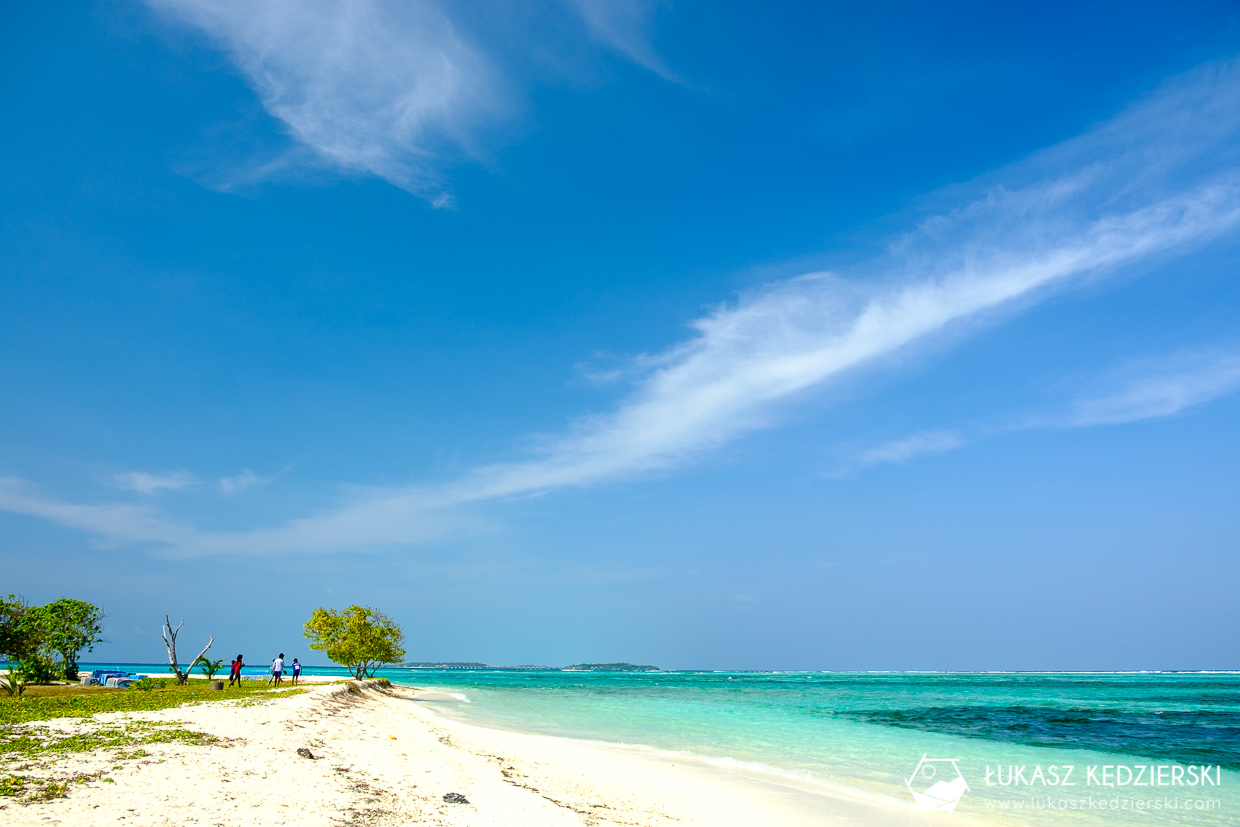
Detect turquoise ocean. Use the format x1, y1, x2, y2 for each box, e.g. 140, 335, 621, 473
86, 666, 1239, 825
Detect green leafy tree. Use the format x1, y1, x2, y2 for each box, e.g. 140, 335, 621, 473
2, 597, 56, 683
1, 596, 27, 695
1, 595, 107, 683
195, 656, 224, 680
303, 605, 405, 679
0, 594, 31, 663
1, 595, 34, 686
38, 598, 106, 680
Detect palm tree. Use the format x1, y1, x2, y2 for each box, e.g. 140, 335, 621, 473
194, 656, 225, 681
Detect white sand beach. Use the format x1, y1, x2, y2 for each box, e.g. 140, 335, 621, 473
2, 680, 945, 827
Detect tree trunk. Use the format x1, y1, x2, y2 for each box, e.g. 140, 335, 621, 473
189, 637, 215, 681
162, 616, 214, 686
162, 616, 184, 684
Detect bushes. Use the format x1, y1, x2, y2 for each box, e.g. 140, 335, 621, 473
16, 653, 60, 685
130, 677, 167, 692
0, 595, 105, 684
0, 672, 24, 698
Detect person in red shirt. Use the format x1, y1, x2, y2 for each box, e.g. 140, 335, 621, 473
228, 654, 244, 688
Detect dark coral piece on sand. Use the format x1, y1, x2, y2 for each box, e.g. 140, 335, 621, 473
442, 792, 470, 804
296, 747, 316, 759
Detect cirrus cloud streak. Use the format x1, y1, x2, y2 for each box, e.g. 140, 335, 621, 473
5, 61, 1240, 555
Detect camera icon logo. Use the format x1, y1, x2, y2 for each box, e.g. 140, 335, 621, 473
905, 754, 969, 813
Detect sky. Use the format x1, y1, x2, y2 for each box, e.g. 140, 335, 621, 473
3, 1, 1240, 670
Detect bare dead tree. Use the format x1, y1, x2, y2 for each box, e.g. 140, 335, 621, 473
162, 615, 214, 685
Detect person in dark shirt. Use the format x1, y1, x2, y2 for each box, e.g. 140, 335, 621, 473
228, 655, 244, 688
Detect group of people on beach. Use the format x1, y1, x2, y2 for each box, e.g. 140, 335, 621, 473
225, 653, 302, 687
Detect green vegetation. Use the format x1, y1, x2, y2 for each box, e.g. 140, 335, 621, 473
0, 597, 30, 666
0, 720, 219, 758
194, 656, 224, 680
131, 676, 168, 691
0, 679, 305, 802
0, 594, 106, 682
0, 678, 304, 726
304, 605, 406, 679
0, 672, 23, 698
0, 773, 76, 802
38, 599, 105, 681
0, 719, 220, 803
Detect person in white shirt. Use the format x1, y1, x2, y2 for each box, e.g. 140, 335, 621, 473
270, 653, 285, 686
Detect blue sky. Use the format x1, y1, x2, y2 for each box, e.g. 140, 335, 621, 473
3, 1, 1240, 669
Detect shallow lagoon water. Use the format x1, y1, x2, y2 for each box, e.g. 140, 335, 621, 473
387, 670, 1240, 826
83, 665, 1239, 825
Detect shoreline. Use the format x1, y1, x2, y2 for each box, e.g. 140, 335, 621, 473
405, 687, 933, 826
3, 680, 944, 826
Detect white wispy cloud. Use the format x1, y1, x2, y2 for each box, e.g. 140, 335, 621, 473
148, 0, 675, 198
5, 60, 1240, 555
565, 0, 677, 81
149, 0, 499, 198
1062, 350, 1240, 427
113, 470, 200, 495
846, 348, 1240, 471
218, 469, 276, 495
856, 431, 964, 468
0, 478, 193, 545
440, 174, 1240, 500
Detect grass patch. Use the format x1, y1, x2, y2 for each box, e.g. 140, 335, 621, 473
0, 721, 220, 759
0, 679, 305, 725
0, 678, 352, 806
1, 771, 106, 803
1, 774, 70, 802
20, 685, 116, 698
0, 721, 223, 804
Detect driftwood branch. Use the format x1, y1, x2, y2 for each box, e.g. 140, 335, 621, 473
162, 616, 183, 682
162, 616, 212, 685
190, 636, 215, 677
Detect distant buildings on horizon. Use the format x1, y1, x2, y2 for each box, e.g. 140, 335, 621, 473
402, 662, 659, 672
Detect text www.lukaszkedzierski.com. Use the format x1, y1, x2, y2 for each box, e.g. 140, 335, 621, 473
983, 796, 1221, 812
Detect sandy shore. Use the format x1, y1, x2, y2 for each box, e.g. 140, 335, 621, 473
3, 681, 942, 826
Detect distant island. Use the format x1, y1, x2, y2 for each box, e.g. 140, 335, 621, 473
402, 662, 659, 672
564, 663, 659, 672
